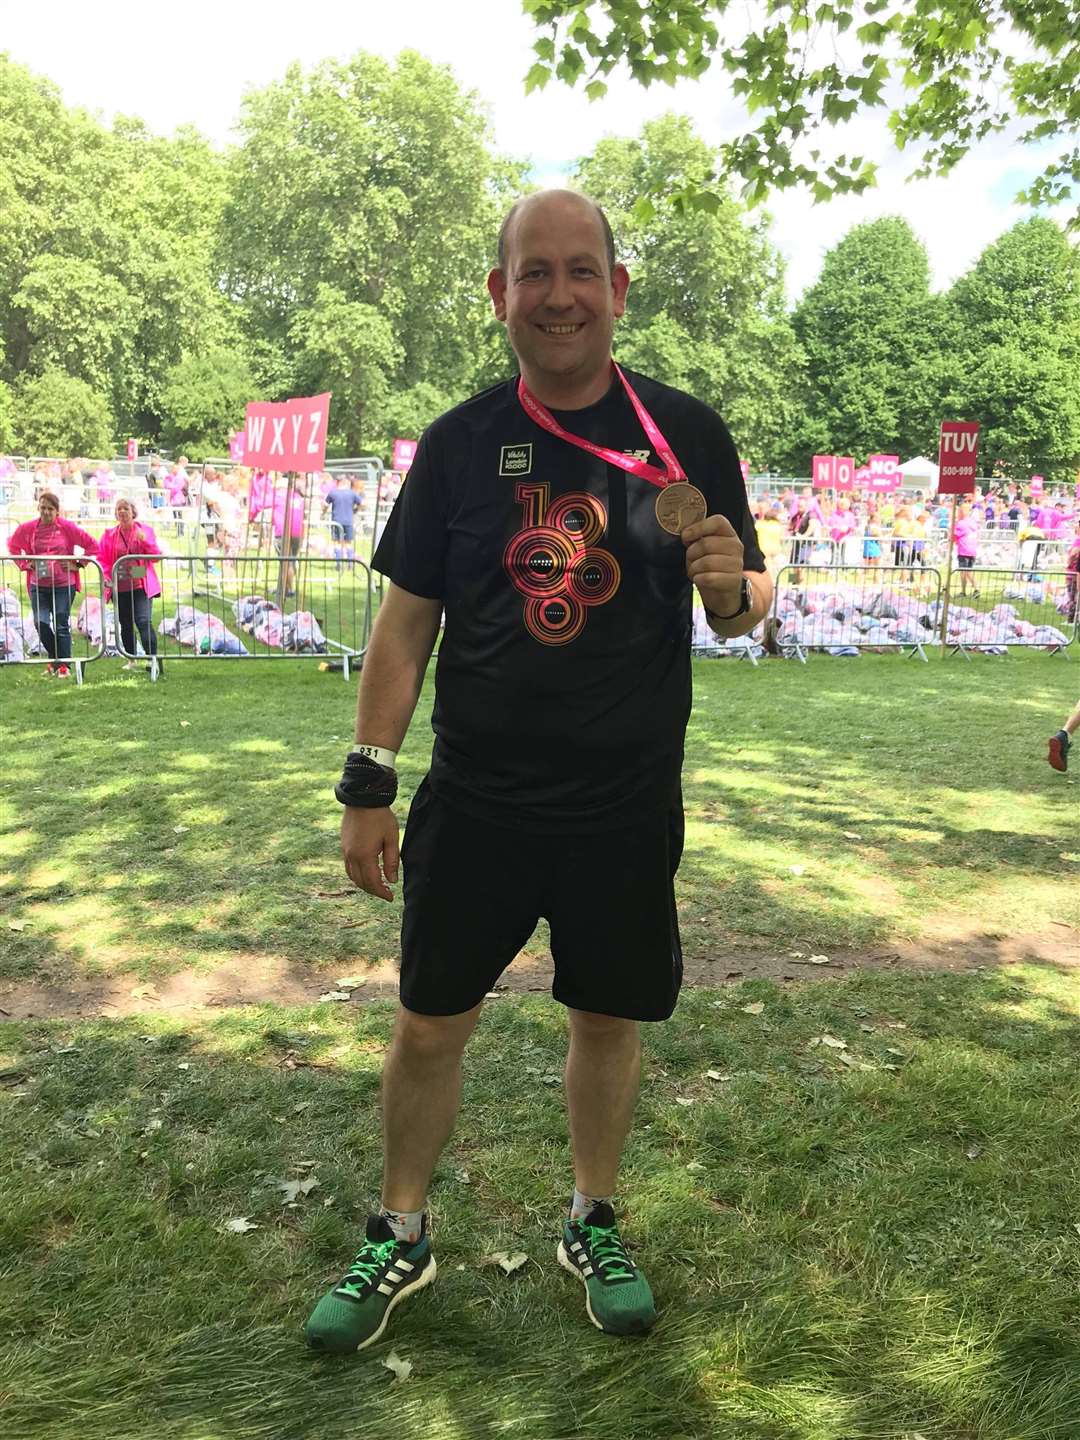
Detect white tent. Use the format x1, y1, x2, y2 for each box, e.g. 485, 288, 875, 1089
898, 455, 940, 490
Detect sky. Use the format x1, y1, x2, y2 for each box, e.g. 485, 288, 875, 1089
1, 0, 1060, 304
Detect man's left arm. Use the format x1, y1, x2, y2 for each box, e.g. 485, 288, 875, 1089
681, 514, 773, 637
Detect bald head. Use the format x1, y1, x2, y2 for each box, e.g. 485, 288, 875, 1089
497, 189, 616, 276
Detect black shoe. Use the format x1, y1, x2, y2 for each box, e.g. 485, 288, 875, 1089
1048, 730, 1070, 772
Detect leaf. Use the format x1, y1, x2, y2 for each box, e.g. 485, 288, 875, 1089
275, 1176, 320, 1202
381, 1350, 413, 1382
7, 920, 27, 932
820, 1034, 847, 1048
336, 975, 367, 989
705, 1069, 729, 1081
807, 954, 831, 965
789, 865, 806, 876
741, 1001, 765, 1015
685, 1161, 706, 1173
675, 1096, 695, 1106
482, 1251, 528, 1275
842, 831, 863, 840
179, 720, 190, 727
837, 1051, 859, 1067
318, 990, 351, 1003
222, 1217, 259, 1233
173, 824, 189, 834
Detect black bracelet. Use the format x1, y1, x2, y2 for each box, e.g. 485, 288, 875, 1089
335, 755, 398, 808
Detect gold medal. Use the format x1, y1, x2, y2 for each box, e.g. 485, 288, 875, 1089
655, 482, 707, 534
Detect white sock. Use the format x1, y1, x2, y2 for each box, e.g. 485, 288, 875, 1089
570, 1188, 612, 1223
379, 1205, 424, 1244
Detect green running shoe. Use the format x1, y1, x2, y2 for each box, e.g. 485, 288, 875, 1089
305, 1213, 436, 1354
557, 1202, 656, 1336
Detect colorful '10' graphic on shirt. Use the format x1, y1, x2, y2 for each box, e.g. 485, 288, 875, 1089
503, 482, 622, 645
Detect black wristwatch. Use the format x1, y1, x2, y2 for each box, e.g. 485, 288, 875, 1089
706, 576, 753, 623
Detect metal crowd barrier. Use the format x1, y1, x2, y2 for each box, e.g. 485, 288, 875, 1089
110, 553, 374, 681
771, 565, 943, 663
0, 555, 107, 684
943, 568, 1076, 658
690, 600, 764, 665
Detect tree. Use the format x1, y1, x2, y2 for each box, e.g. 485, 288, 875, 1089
220, 52, 523, 414
159, 348, 262, 460
13, 370, 113, 458
289, 288, 402, 454
574, 115, 803, 466
0, 56, 231, 440
782, 217, 945, 467
525, 2, 1080, 227
0, 381, 15, 453
945, 217, 1080, 480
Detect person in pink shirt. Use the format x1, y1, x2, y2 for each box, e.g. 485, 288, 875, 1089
953, 502, 980, 597
98, 498, 165, 674
7, 491, 99, 676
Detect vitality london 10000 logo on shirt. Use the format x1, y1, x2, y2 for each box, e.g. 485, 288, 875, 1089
502, 482, 621, 646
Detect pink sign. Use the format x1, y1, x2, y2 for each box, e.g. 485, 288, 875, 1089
938, 420, 979, 498
812, 455, 835, 488
938, 421, 980, 496
1030, 474, 1044, 495
739, 460, 749, 484
866, 453, 900, 492
126, 438, 138, 462
392, 437, 418, 473
833, 456, 855, 491
229, 431, 246, 464
244, 393, 331, 473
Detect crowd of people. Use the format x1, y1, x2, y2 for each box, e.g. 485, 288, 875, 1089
0, 454, 406, 568
3, 456, 1077, 681
749, 483, 1078, 585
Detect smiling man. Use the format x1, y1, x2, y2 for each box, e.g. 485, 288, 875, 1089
305, 189, 772, 1355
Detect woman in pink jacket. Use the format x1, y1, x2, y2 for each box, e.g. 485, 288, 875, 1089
98, 498, 165, 673
7, 492, 99, 677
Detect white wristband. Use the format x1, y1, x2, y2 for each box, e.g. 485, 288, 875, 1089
348, 744, 397, 770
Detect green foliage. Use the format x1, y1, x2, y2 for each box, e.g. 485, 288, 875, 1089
944, 218, 1080, 481
12, 369, 113, 458
0, 378, 15, 451
575, 116, 803, 466
377, 381, 457, 452
0, 55, 231, 441
290, 288, 400, 455
219, 51, 524, 445
159, 348, 262, 461
781, 217, 944, 468
526, 2, 1080, 228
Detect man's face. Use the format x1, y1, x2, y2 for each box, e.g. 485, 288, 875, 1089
487, 194, 629, 393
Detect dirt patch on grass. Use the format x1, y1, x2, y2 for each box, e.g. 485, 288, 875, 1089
1, 928, 1075, 1021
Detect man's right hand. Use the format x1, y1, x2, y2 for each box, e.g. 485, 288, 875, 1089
341, 805, 400, 902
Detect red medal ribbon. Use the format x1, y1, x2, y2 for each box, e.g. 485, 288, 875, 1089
517, 364, 686, 490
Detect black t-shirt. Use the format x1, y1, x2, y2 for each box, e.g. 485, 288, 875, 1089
372, 368, 765, 833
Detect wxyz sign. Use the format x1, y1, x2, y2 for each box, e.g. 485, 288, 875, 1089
937, 421, 980, 495
244, 393, 331, 472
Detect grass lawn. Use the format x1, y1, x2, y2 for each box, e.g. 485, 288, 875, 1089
1, 648, 1077, 1438
0, 649, 1075, 988
1, 971, 1078, 1439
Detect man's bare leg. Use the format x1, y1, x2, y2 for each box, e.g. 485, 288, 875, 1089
564, 1009, 641, 1198
380, 1002, 484, 1214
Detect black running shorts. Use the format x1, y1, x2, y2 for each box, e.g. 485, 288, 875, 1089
398, 777, 684, 1022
